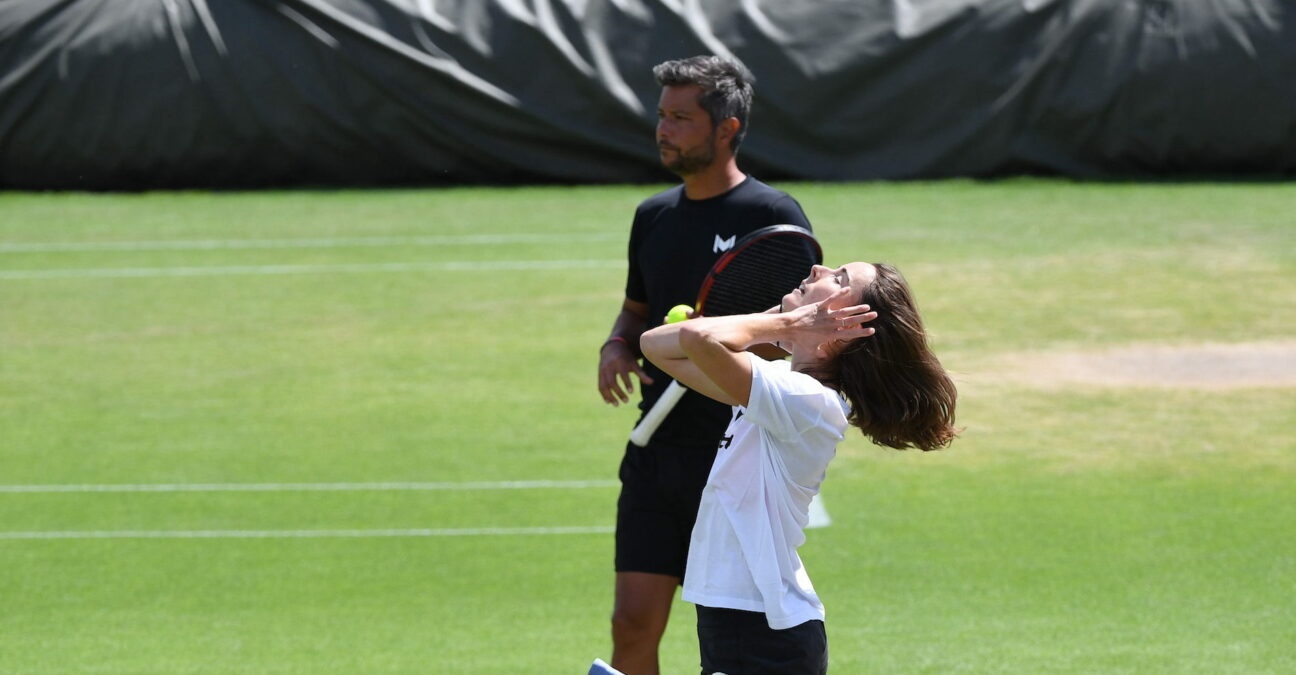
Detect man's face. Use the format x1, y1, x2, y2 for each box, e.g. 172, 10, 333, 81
656, 84, 718, 176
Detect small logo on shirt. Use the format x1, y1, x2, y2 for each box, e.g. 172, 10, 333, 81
713, 234, 736, 254
719, 409, 744, 450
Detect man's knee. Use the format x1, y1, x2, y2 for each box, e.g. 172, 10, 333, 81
611, 573, 677, 641
611, 603, 664, 640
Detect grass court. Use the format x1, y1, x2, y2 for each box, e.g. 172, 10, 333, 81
1, 179, 1293, 673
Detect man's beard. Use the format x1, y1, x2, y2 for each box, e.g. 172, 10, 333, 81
661, 133, 717, 176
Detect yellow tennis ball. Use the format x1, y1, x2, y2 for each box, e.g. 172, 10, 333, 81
666, 304, 693, 324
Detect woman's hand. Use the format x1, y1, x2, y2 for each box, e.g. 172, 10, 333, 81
781, 287, 877, 356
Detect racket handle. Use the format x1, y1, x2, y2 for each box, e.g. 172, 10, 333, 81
628, 380, 687, 447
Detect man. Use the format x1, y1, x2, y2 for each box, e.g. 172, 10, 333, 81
597, 55, 813, 674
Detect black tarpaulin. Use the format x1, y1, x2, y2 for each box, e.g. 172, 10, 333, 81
1, 0, 1293, 189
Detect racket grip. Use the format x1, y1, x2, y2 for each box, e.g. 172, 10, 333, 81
628, 380, 687, 447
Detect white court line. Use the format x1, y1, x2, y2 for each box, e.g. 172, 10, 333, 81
0, 526, 614, 540
0, 259, 622, 280
0, 233, 622, 253
0, 480, 619, 493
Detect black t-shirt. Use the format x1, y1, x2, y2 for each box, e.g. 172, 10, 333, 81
625, 176, 813, 447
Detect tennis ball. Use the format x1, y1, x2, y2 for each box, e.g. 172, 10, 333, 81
666, 304, 693, 324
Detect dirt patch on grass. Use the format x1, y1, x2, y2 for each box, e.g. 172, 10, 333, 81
972, 340, 1296, 390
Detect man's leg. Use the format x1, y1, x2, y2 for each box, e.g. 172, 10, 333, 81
611, 571, 680, 675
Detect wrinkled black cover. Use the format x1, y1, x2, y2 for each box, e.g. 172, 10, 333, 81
1, 0, 1293, 189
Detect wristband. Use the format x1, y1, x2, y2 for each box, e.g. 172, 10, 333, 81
600, 336, 631, 353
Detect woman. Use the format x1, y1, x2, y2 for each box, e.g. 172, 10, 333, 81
640, 262, 958, 674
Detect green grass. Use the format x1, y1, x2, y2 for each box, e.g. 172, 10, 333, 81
1, 180, 1293, 673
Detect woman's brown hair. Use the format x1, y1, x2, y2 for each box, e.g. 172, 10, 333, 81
806, 264, 958, 451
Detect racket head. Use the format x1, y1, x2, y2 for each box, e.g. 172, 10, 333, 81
695, 225, 823, 317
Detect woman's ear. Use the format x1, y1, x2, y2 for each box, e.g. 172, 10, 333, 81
815, 337, 847, 360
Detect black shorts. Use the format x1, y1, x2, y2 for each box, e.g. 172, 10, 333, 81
696, 606, 828, 675
614, 439, 718, 578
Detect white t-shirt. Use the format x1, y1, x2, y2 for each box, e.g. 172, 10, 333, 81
682, 353, 849, 629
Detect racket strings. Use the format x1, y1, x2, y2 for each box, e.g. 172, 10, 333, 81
701, 237, 819, 317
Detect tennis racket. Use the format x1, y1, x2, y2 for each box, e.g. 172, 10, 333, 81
628, 224, 822, 447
